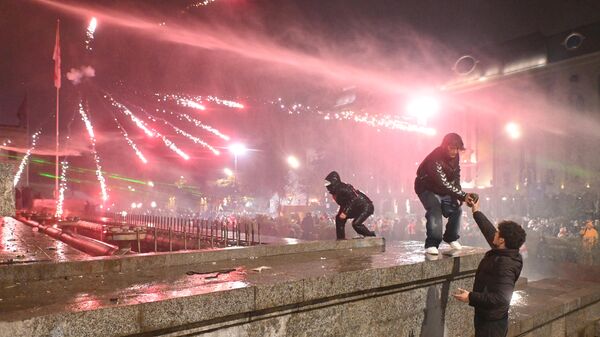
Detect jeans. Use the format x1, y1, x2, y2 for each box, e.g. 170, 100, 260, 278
474, 315, 508, 337
417, 190, 461, 248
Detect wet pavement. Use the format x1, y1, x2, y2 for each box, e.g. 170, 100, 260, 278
0, 239, 484, 321
507, 277, 600, 336
0, 217, 90, 264
522, 256, 600, 283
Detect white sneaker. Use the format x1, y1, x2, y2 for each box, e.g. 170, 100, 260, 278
449, 241, 462, 250
425, 247, 439, 255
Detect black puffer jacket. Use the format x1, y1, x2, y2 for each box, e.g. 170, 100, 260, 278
325, 171, 371, 214
414, 146, 467, 201
469, 211, 523, 320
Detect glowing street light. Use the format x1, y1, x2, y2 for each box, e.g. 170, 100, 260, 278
228, 143, 248, 156
228, 143, 248, 188
406, 95, 440, 125
224, 168, 234, 177
505, 122, 521, 139
287, 155, 300, 169
150, 201, 157, 208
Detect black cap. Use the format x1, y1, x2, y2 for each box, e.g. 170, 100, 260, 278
441, 133, 465, 150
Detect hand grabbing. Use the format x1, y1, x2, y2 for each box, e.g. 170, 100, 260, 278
465, 193, 480, 212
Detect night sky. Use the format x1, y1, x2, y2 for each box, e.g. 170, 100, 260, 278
2, 0, 600, 205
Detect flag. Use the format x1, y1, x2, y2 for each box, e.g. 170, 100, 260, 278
17, 93, 28, 128
52, 20, 61, 89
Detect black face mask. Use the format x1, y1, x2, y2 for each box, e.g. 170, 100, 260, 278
326, 183, 337, 193
325, 171, 341, 193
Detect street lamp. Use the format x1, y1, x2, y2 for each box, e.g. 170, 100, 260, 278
493, 122, 523, 217
287, 155, 300, 169
505, 122, 521, 139
406, 95, 440, 125
228, 143, 248, 171
228, 143, 247, 188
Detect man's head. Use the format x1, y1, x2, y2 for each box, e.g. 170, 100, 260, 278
441, 133, 465, 159
493, 220, 527, 249
585, 220, 594, 229
324, 171, 341, 193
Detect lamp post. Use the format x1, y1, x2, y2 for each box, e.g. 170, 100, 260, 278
494, 122, 523, 217
228, 143, 247, 189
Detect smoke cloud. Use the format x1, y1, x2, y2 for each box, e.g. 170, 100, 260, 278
67, 66, 96, 85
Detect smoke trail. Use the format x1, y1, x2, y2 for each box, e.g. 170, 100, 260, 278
67, 65, 95, 85
34, 0, 425, 95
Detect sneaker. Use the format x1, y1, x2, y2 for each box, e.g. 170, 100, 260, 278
449, 241, 462, 250
425, 247, 439, 255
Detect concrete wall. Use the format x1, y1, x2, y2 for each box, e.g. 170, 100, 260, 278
0, 162, 15, 216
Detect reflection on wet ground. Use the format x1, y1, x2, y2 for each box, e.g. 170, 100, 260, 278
522, 256, 600, 282
0, 236, 485, 321
0, 217, 89, 264
508, 277, 600, 323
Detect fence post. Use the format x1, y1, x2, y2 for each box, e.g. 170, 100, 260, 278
183, 218, 187, 250
154, 225, 158, 252
196, 219, 201, 249
169, 221, 173, 252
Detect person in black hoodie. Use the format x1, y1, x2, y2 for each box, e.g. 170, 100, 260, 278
324, 171, 376, 240
415, 132, 478, 255
452, 198, 526, 337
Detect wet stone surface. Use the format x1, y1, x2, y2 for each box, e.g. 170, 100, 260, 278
0, 217, 89, 264
0, 238, 484, 322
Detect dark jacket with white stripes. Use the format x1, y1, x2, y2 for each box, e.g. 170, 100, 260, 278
414, 146, 467, 201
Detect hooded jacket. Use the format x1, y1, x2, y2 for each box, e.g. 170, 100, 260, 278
325, 171, 371, 215
414, 146, 467, 201
469, 211, 523, 321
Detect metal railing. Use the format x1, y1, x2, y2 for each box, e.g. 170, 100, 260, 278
101, 212, 261, 251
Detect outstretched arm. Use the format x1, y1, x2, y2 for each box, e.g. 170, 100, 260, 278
470, 200, 497, 248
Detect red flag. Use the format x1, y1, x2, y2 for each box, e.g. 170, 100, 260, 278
52, 20, 61, 89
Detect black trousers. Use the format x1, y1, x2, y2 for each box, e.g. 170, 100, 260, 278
474, 315, 508, 337
335, 201, 375, 239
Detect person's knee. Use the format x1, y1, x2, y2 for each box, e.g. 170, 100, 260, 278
352, 221, 364, 229
426, 207, 442, 219
455, 207, 463, 216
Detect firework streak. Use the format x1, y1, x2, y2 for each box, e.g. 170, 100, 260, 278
79, 102, 109, 202
13, 130, 42, 187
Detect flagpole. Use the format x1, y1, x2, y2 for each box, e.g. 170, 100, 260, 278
53, 19, 61, 200
55, 86, 59, 199
25, 94, 30, 186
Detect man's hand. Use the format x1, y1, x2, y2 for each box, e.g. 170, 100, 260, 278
339, 213, 347, 219
465, 193, 478, 206
466, 194, 480, 212
452, 288, 470, 303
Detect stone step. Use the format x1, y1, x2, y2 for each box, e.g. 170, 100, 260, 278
507, 278, 600, 337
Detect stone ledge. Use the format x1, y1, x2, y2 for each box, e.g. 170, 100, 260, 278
0, 230, 384, 283
508, 279, 600, 337
0, 244, 484, 337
